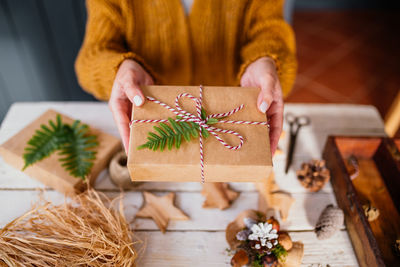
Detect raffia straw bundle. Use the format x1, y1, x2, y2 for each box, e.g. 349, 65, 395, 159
0, 189, 138, 267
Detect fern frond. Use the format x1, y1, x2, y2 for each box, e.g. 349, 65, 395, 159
137, 118, 202, 151
58, 121, 98, 180
23, 115, 98, 180
23, 115, 66, 170
137, 108, 227, 151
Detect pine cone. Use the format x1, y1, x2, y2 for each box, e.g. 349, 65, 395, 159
315, 204, 344, 240
296, 159, 330, 192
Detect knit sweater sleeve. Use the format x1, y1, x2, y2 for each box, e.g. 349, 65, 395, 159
238, 0, 297, 97
75, 0, 150, 100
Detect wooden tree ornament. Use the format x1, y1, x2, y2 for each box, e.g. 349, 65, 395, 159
201, 182, 240, 210
136, 192, 189, 233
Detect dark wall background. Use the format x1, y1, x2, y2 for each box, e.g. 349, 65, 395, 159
0, 0, 95, 123
0, 0, 398, 123
295, 0, 399, 9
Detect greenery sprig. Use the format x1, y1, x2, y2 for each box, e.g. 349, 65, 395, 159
252, 244, 287, 267
137, 108, 222, 151
271, 244, 288, 262
23, 115, 98, 180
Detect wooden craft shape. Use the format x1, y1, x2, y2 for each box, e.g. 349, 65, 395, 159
136, 191, 189, 233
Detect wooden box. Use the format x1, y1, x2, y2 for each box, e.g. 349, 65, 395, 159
323, 136, 400, 267
0, 109, 121, 195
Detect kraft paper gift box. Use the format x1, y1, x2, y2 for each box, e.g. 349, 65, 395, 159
127, 86, 272, 182
0, 109, 121, 195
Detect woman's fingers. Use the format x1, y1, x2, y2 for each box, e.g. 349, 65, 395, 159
239, 56, 284, 157
111, 79, 145, 153
257, 85, 282, 155
257, 89, 272, 113
108, 59, 155, 154
266, 101, 284, 156
123, 80, 145, 107
257, 75, 276, 113
109, 98, 132, 153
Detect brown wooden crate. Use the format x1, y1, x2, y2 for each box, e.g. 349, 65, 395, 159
323, 136, 400, 267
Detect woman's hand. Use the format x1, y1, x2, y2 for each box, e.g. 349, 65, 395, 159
109, 59, 154, 153
240, 57, 283, 156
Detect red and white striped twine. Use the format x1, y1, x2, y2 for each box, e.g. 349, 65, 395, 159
129, 85, 269, 183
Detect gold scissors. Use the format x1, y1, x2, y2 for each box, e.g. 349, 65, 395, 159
284, 112, 310, 173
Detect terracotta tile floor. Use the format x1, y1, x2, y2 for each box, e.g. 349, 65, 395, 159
287, 10, 400, 132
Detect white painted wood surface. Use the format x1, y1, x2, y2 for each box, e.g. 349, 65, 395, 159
0, 102, 385, 266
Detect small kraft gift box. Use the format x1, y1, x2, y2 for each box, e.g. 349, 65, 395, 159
0, 109, 121, 195
127, 85, 272, 183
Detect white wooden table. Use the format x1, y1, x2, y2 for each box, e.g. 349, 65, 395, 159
0, 102, 386, 266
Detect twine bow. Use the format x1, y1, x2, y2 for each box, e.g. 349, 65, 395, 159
129, 85, 269, 183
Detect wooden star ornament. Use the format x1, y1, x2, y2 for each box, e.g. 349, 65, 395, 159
136, 191, 189, 233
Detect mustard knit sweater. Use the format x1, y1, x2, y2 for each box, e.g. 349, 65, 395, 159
75, 0, 297, 100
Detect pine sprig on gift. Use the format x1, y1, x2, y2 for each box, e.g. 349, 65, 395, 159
23, 114, 98, 180
137, 108, 221, 151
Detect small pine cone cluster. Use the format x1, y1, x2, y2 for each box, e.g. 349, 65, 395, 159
231, 217, 292, 267
296, 159, 330, 192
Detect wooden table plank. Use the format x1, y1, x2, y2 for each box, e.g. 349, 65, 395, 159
0, 155, 332, 193
135, 231, 358, 267
0, 190, 339, 231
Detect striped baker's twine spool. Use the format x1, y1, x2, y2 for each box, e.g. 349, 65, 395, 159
130, 85, 269, 183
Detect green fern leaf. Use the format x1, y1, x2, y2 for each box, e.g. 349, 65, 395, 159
206, 118, 219, 125
23, 115, 66, 170
137, 108, 224, 151
138, 118, 197, 151
58, 121, 98, 180
23, 114, 98, 180
160, 122, 175, 136
175, 133, 182, 149
201, 127, 210, 138
201, 108, 207, 120
154, 126, 168, 137
168, 118, 183, 134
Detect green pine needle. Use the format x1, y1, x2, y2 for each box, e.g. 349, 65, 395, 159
23, 114, 98, 180
137, 109, 222, 151
271, 244, 288, 262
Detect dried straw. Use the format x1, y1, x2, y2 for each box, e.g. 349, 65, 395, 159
0, 189, 138, 267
